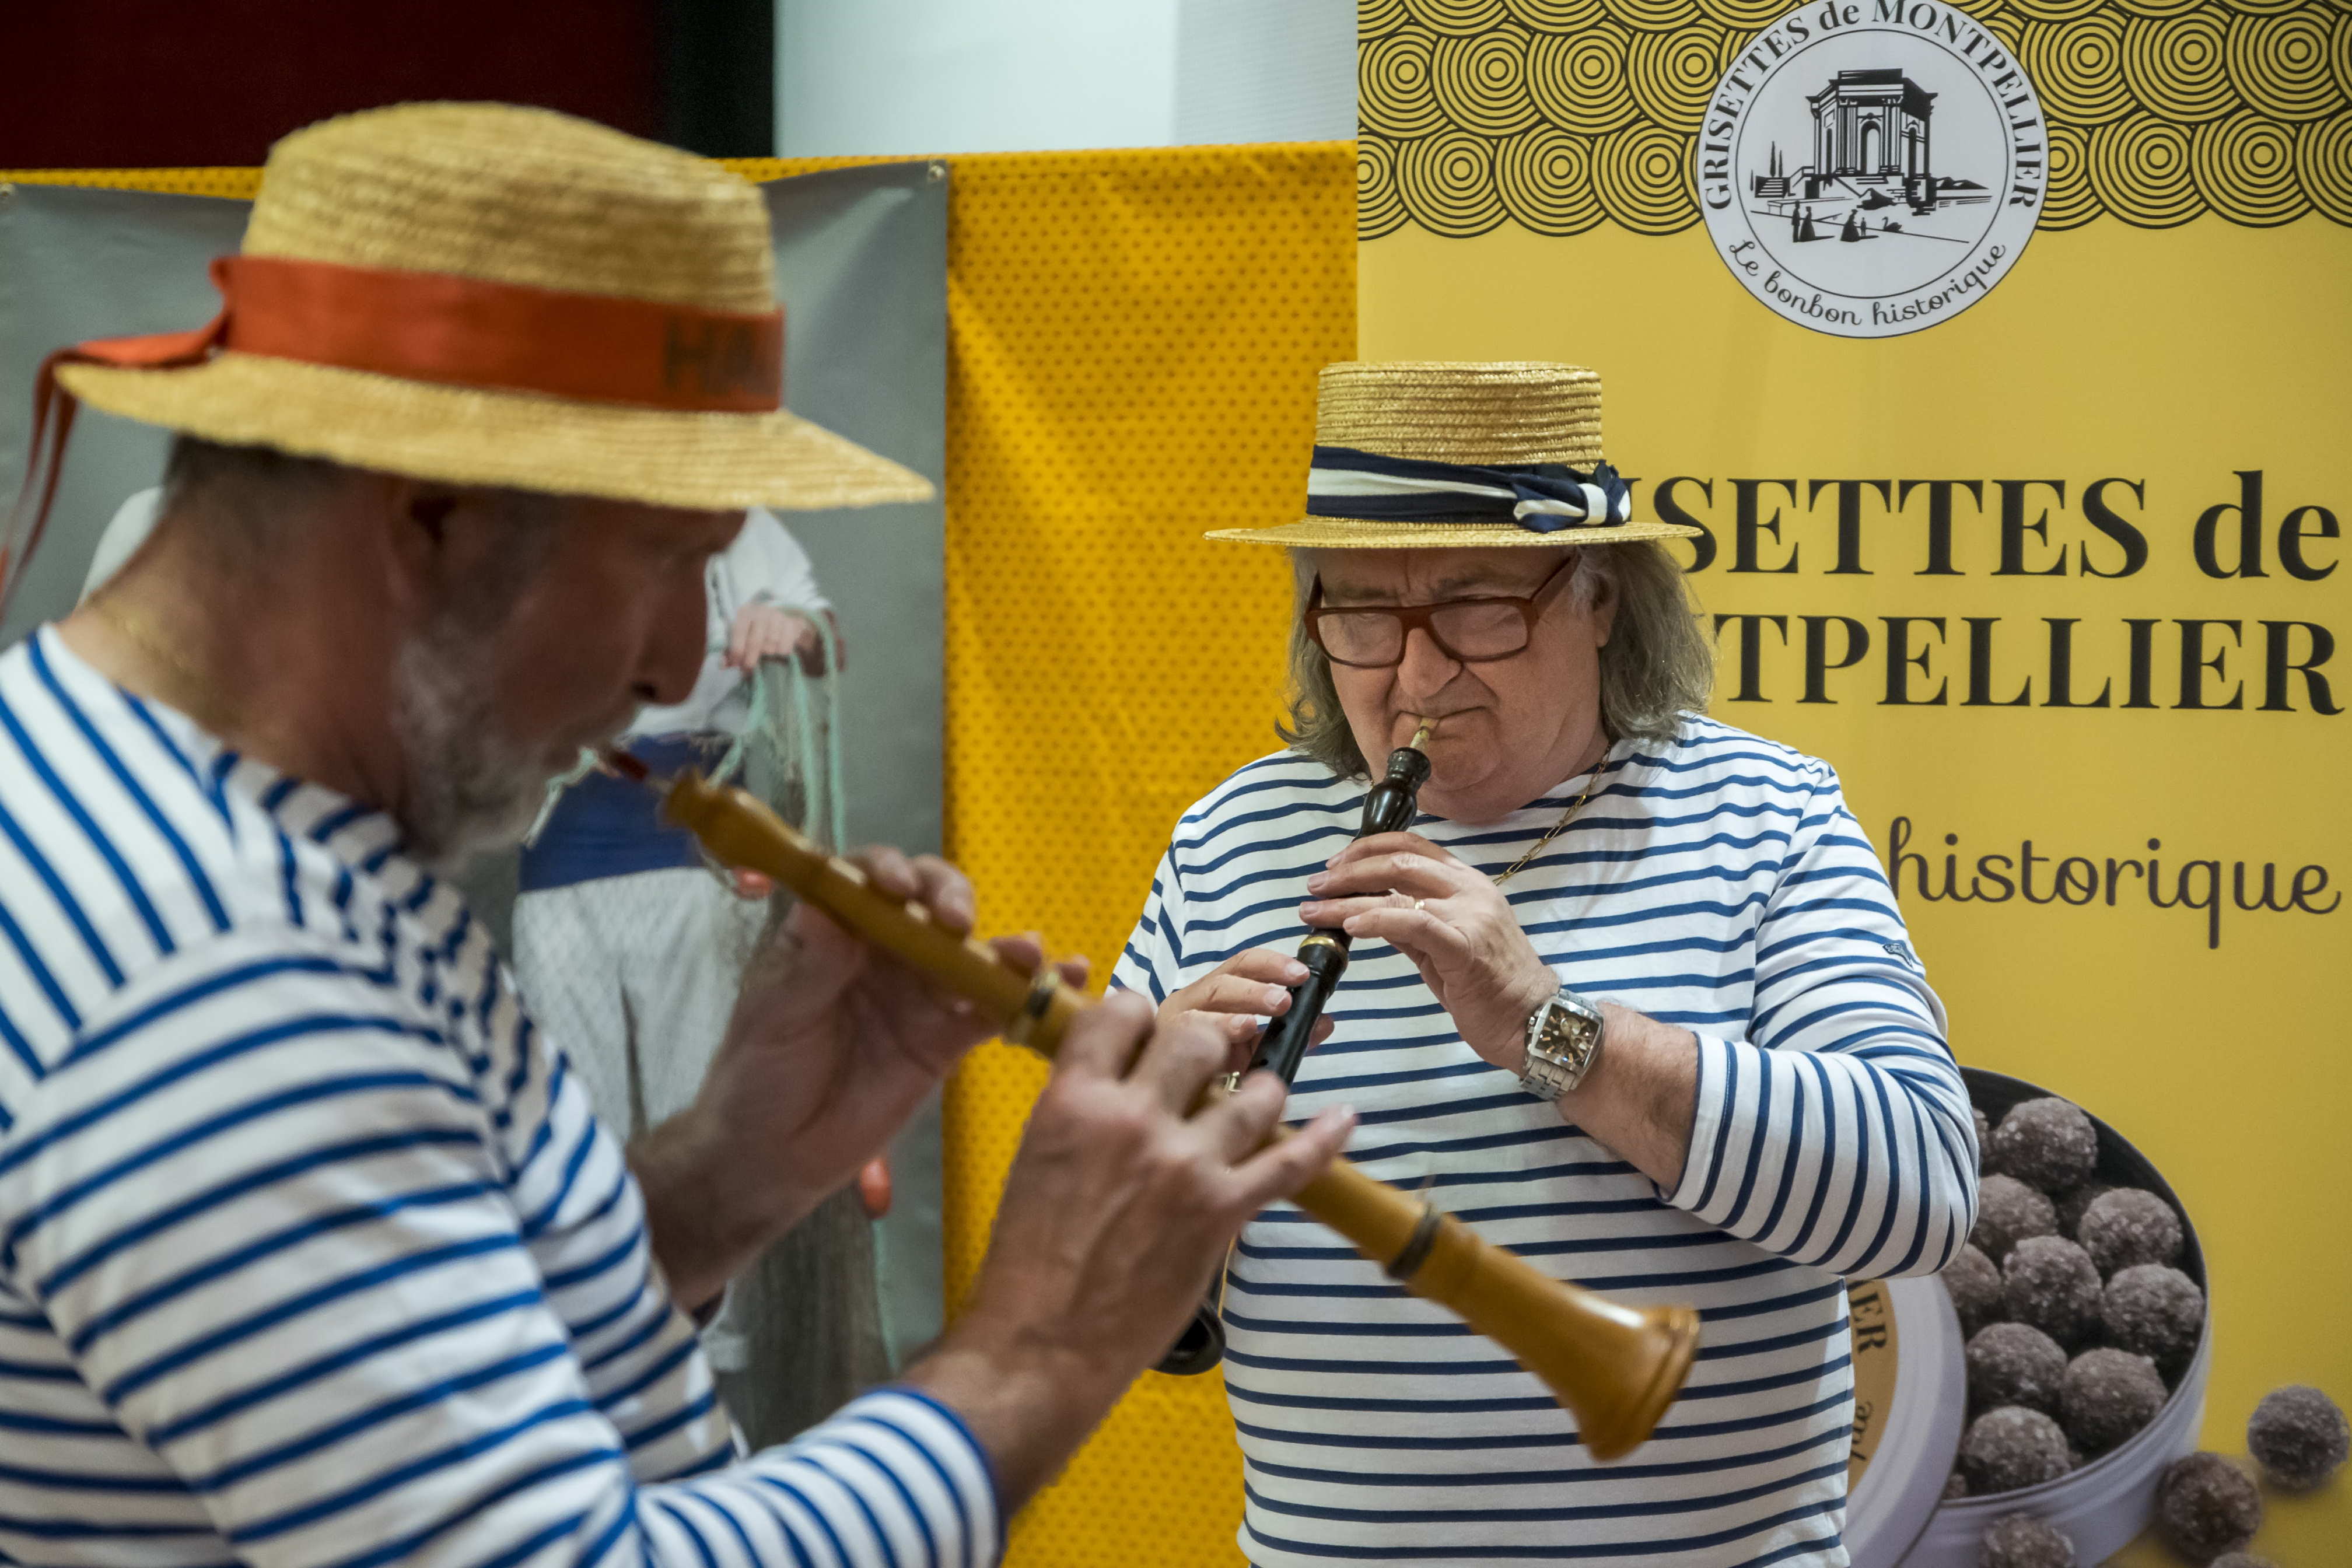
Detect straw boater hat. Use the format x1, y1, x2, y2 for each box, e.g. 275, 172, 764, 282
1208, 361, 1697, 548
4, 102, 928, 610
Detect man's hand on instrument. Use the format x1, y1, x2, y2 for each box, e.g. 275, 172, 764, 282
905, 994, 1356, 1509
632, 846, 1085, 1308
1300, 830, 1558, 1072
1158, 947, 1338, 1064
724, 601, 827, 674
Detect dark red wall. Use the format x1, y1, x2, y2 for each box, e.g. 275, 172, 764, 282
2, 1, 666, 169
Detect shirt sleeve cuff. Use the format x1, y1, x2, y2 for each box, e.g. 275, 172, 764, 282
1662, 1031, 1735, 1216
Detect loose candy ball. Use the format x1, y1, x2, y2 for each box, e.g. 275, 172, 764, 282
2246, 1383, 2349, 1492
2078, 1188, 2183, 1277
1975, 1174, 2059, 1262
1944, 1470, 1971, 1500
2155, 1452, 2262, 1563
1962, 1406, 2073, 1495
1946, 1244, 2007, 1339
2054, 1180, 2112, 1240
1988, 1097, 2099, 1195
2104, 1264, 2205, 1371
1969, 1322, 2068, 1416
1978, 1512, 2075, 1568
2060, 1347, 2166, 1454
1975, 1104, 1992, 1158
2005, 1236, 2104, 1348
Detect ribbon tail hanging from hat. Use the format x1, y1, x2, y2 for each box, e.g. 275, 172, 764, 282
2, 310, 230, 622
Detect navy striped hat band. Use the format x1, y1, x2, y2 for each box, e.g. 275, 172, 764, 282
1305, 445, 1631, 534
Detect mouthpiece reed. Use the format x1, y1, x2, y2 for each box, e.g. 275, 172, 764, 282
598, 748, 651, 783
1406, 717, 1436, 752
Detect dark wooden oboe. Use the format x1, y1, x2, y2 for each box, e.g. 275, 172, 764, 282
1157, 720, 1438, 1376
1246, 718, 1436, 1083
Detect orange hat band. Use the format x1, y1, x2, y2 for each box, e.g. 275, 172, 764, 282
208, 255, 785, 412
5, 256, 786, 617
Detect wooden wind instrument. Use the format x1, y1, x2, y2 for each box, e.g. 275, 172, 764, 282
624, 761, 1701, 1461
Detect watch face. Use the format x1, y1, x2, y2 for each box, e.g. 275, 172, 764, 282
1539, 1001, 1596, 1067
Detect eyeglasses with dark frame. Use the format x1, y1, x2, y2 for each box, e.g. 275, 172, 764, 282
1304, 556, 1578, 669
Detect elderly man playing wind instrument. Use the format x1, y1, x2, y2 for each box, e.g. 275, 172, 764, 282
0, 104, 1353, 1567
1116, 362, 1979, 1568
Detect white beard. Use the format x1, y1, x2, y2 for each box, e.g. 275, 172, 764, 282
389, 617, 574, 873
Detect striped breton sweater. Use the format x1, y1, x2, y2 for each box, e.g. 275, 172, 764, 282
0, 627, 996, 1567
1113, 718, 1976, 1568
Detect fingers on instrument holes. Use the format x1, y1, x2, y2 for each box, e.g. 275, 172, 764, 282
907, 854, 975, 932
1196, 1070, 1284, 1157
1236, 947, 1310, 985
1059, 989, 1155, 1078
853, 845, 918, 898
1232, 1103, 1356, 1209
1132, 1011, 1231, 1114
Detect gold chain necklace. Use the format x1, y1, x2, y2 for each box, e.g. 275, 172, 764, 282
1492, 746, 1612, 888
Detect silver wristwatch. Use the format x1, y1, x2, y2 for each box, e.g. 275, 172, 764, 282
1520, 988, 1605, 1100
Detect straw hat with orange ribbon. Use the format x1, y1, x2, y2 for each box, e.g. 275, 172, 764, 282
1209, 360, 1698, 549
2, 101, 930, 614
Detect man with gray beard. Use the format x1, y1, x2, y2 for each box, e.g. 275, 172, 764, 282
0, 103, 1350, 1567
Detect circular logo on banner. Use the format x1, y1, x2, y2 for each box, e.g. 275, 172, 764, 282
1698, 1, 2045, 337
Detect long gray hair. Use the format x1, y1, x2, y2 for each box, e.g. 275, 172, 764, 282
1276, 542, 1714, 780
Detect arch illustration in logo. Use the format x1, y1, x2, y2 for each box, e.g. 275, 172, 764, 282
1698, 1, 2047, 338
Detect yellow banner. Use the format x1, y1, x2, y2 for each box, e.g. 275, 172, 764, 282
1361, 0, 2347, 1558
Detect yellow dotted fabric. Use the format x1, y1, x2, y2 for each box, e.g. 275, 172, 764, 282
929, 146, 1354, 1568
6, 145, 1356, 1566
2, 167, 263, 198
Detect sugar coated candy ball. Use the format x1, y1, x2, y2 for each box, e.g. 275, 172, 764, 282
1975, 1104, 1993, 1156
2004, 1236, 2104, 1347
1987, 1097, 2099, 1195
1969, 1322, 2068, 1416
2077, 1188, 2182, 1277
1978, 1512, 2076, 1568
2104, 1264, 2204, 1371
1975, 1174, 2059, 1262
2155, 1452, 2262, 1563
1944, 1470, 1971, 1500
1961, 1406, 2073, 1495
2246, 1383, 2349, 1492
1945, 1244, 2006, 1339
2060, 1347, 2166, 1454
2054, 1180, 2112, 1240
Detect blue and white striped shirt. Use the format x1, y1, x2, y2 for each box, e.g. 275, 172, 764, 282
0, 627, 998, 1567
1113, 718, 1976, 1568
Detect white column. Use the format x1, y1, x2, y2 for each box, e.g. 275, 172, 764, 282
776, 0, 1182, 157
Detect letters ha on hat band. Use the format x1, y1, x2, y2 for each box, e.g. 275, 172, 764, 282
1306, 444, 1632, 534
3, 253, 787, 617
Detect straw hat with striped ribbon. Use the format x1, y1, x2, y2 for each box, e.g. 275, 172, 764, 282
1208, 360, 1698, 548
4, 102, 928, 613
